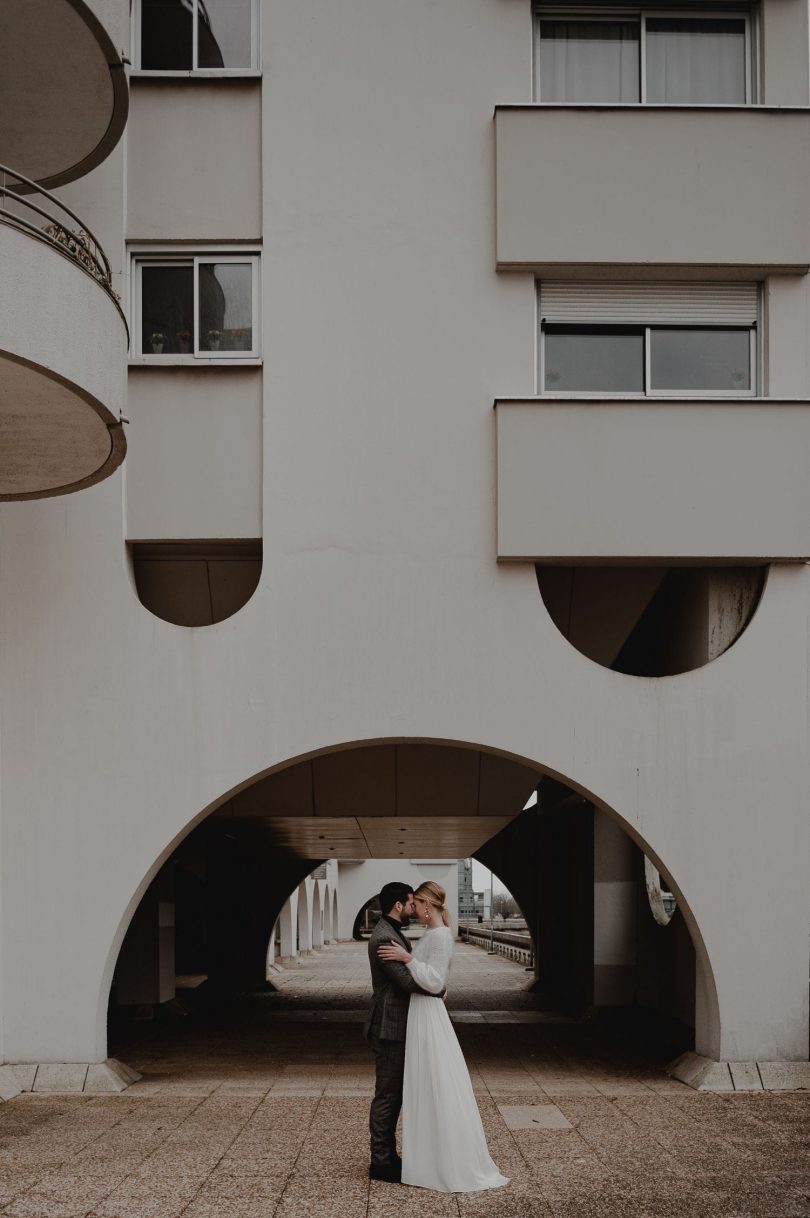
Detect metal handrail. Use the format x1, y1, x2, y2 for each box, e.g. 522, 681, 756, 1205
0, 162, 125, 322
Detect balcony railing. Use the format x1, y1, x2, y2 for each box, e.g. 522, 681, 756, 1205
0, 163, 126, 328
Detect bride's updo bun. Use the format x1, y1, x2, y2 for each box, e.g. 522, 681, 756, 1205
414, 880, 452, 928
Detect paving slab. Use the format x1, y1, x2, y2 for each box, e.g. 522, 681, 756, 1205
0, 944, 804, 1218
498, 1103, 573, 1130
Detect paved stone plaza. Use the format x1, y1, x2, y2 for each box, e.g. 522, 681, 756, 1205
0, 943, 806, 1217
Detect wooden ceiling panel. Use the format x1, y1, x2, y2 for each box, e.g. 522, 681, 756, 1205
396, 745, 480, 817
312, 746, 396, 817
478, 753, 540, 818
262, 817, 369, 858
231, 761, 314, 818
358, 816, 512, 858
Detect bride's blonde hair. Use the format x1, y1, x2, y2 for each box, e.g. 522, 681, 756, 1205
414, 880, 452, 928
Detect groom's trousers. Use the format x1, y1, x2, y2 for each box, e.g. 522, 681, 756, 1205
368, 1034, 406, 1164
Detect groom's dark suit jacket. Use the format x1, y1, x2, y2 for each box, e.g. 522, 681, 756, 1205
363, 915, 437, 1041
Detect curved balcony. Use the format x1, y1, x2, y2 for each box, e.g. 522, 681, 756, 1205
0, 166, 127, 500
0, 0, 128, 190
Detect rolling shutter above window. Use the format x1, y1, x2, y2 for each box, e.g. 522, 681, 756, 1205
539, 281, 758, 326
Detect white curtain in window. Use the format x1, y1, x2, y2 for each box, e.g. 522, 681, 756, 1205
539, 21, 640, 103
645, 19, 746, 104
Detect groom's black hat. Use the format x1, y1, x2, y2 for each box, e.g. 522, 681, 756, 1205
379, 881, 413, 914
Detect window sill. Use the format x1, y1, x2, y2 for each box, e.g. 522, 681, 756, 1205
537, 391, 757, 400
131, 70, 262, 81
129, 357, 262, 368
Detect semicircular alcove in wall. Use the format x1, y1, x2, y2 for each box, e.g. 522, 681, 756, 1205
130, 539, 262, 626
536, 564, 765, 676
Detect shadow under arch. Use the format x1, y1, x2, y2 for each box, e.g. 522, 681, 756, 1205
101, 736, 721, 1062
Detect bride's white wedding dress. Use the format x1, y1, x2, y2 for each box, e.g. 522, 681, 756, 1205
401, 926, 509, 1193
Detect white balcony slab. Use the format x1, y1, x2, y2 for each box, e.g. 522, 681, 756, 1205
0, 0, 127, 189
495, 398, 810, 562
495, 107, 810, 276
0, 222, 127, 499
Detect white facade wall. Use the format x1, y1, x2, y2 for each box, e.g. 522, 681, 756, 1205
0, 0, 808, 1072
336, 860, 459, 941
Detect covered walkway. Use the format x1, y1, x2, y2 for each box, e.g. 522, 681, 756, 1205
0, 945, 807, 1217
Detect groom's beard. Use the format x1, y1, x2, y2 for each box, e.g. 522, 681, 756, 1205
400, 914, 411, 926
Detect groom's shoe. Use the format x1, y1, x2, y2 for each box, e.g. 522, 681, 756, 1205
369, 1160, 402, 1183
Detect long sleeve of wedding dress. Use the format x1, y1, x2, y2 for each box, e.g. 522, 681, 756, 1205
404, 928, 451, 994
401, 927, 509, 1194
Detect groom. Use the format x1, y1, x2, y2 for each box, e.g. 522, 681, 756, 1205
363, 881, 443, 1183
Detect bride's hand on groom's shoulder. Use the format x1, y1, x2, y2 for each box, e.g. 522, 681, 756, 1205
377, 941, 412, 963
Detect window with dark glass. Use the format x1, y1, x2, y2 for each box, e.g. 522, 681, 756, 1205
538, 20, 640, 102
645, 18, 747, 104
137, 0, 256, 71
544, 326, 753, 394
141, 264, 194, 356
544, 328, 645, 392
535, 8, 751, 104
136, 255, 258, 359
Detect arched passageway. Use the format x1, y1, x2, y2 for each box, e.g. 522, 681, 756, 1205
107, 740, 715, 1080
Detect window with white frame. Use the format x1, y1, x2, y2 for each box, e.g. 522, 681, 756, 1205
534, 7, 753, 104
134, 0, 259, 72
132, 253, 260, 360
539, 282, 758, 395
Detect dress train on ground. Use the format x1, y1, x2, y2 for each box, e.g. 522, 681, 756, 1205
401, 926, 509, 1193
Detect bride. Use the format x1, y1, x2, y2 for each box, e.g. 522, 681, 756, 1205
377, 880, 510, 1193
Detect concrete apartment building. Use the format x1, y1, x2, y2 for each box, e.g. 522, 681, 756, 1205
0, 0, 808, 1097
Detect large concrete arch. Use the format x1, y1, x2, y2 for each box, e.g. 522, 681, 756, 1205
95, 736, 723, 1067
2, 473, 805, 1070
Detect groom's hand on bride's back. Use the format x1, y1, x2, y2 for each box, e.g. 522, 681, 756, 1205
376, 941, 412, 964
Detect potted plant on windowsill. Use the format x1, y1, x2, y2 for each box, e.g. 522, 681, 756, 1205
177, 329, 193, 354
207, 329, 222, 352
149, 332, 165, 354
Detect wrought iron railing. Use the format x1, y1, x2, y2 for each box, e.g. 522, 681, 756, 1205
0, 162, 125, 323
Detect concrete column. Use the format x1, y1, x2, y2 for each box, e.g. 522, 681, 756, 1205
312, 882, 323, 949
593, 809, 638, 1006
296, 881, 313, 954
323, 886, 333, 944
532, 795, 595, 1014
114, 864, 175, 1008
278, 895, 297, 961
